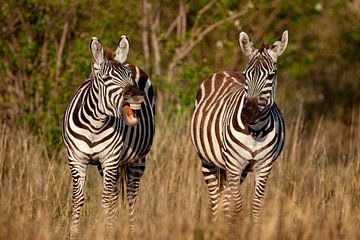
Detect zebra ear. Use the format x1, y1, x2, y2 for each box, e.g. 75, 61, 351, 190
268, 30, 288, 62
114, 35, 129, 64
239, 31, 256, 58
90, 37, 104, 73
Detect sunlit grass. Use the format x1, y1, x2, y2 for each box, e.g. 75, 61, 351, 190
0, 107, 359, 239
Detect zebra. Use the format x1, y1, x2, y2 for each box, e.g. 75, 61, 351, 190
190, 30, 288, 222
62, 36, 155, 239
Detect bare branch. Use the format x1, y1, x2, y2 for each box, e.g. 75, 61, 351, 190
164, 17, 179, 38
55, 20, 69, 80
167, 10, 247, 82
165, 0, 187, 40
141, 0, 150, 70
192, 0, 217, 35
180, 1, 187, 40
150, 1, 162, 77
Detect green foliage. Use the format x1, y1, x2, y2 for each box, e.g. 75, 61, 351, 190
173, 63, 212, 115
0, 0, 360, 154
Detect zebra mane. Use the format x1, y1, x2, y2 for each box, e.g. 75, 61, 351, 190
259, 43, 269, 52
104, 48, 126, 69
104, 48, 115, 61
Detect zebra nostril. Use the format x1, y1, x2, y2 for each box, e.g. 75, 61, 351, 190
242, 96, 261, 124
245, 96, 258, 108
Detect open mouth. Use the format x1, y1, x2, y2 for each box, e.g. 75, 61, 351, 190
121, 85, 145, 126
122, 100, 144, 127
129, 103, 142, 110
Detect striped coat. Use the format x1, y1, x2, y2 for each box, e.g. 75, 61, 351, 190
62, 36, 154, 239
63, 63, 155, 165
191, 31, 288, 221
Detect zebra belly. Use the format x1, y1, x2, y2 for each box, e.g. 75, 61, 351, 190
191, 105, 227, 169
66, 135, 148, 164
64, 124, 152, 165
225, 135, 280, 162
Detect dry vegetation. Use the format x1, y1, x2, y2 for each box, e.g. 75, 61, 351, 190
0, 106, 359, 240
1, 1, 360, 239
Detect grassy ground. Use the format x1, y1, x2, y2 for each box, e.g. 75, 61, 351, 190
0, 107, 359, 239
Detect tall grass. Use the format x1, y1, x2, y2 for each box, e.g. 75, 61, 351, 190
0, 108, 359, 239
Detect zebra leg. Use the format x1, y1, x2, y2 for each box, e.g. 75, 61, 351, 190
201, 160, 223, 221
252, 163, 272, 223
97, 163, 104, 177
101, 162, 120, 238
226, 172, 243, 220
69, 160, 88, 240
220, 180, 232, 217
126, 158, 146, 234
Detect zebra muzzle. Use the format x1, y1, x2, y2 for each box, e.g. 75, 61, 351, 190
122, 105, 138, 126
242, 96, 261, 124
122, 86, 145, 126
122, 97, 145, 127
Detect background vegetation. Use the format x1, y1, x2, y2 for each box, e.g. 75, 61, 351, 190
0, 0, 359, 239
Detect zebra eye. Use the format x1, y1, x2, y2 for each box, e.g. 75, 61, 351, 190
102, 76, 112, 81
268, 73, 276, 79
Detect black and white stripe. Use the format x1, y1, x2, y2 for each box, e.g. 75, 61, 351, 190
191, 31, 288, 222
62, 36, 155, 239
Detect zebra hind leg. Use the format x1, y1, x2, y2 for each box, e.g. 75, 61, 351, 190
126, 158, 146, 234
68, 160, 88, 240
101, 163, 120, 239
201, 160, 224, 222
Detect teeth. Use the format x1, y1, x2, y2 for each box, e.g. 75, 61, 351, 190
129, 103, 142, 110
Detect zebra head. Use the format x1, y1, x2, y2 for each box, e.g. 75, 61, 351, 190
90, 36, 145, 126
239, 30, 288, 124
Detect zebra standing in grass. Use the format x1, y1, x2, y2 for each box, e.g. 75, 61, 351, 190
62, 36, 155, 239
190, 31, 288, 222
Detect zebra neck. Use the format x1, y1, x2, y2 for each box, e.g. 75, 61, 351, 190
236, 98, 272, 133
80, 80, 109, 127
248, 107, 272, 132
234, 93, 247, 130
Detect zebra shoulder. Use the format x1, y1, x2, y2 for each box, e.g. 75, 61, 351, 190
223, 71, 246, 84
195, 71, 244, 105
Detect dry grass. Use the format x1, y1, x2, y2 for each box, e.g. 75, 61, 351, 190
0, 107, 359, 240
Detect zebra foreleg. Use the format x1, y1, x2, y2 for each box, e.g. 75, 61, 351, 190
201, 161, 224, 221
252, 163, 272, 223
220, 180, 231, 217
126, 158, 146, 234
69, 161, 88, 240
101, 163, 120, 238
226, 172, 243, 220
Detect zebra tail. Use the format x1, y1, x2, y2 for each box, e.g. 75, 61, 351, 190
119, 165, 128, 204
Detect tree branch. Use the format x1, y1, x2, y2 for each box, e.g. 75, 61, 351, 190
141, 0, 150, 70
167, 9, 247, 82
55, 20, 69, 80
192, 0, 217, 35
150, 2, 162, 77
